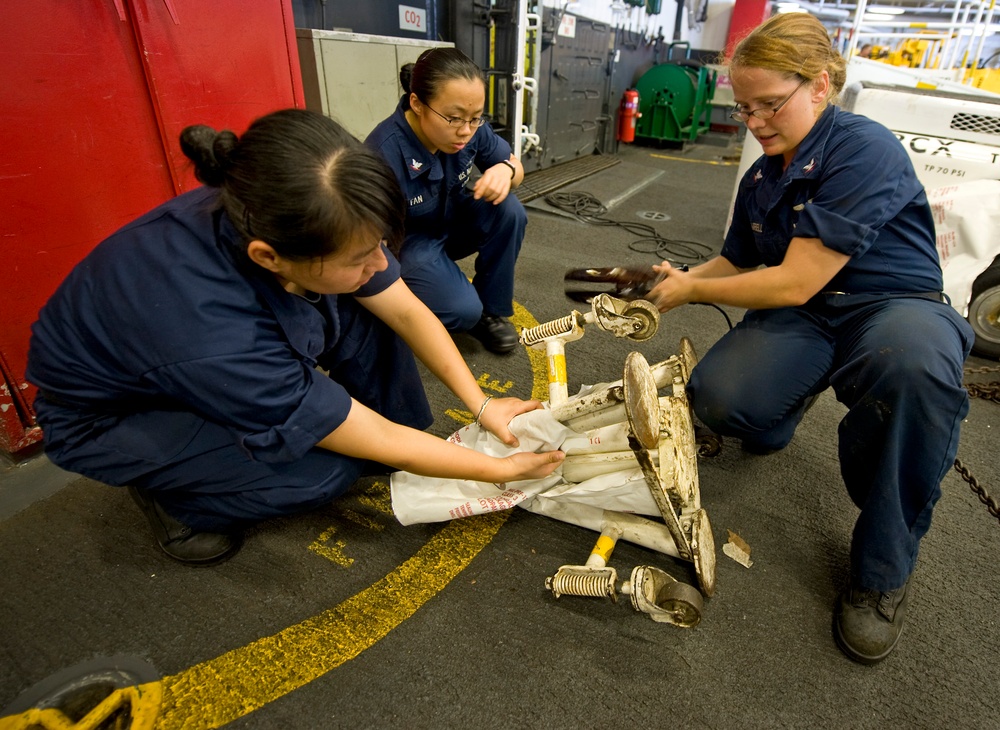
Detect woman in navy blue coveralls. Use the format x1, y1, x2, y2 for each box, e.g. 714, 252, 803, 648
366, 48, 526, 354
27, 110, 563, 566
648, 15, 972, 664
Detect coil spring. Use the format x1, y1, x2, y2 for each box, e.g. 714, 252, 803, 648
546, 568, 617, 600
519, 314, 577, 347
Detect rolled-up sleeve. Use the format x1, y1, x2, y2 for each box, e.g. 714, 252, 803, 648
793, 133, 911, 259
238, 367, 353, 461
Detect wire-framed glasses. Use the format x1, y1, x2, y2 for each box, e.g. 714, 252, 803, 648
729, 78, 808, 123
425, 103, 489, 129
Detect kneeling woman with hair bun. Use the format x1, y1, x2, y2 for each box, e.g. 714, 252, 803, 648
366, 47, 527, 355
27, 109, 563, 566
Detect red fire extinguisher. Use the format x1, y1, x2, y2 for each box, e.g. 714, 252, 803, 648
617, 88, 640, 143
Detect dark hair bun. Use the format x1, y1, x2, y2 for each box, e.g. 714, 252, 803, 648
399, 63, 414, 93
179, 125, 237, 187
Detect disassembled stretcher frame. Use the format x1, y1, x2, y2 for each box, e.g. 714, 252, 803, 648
518, 293, 716, 627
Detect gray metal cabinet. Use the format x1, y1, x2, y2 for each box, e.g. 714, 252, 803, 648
297, 29, 452, 140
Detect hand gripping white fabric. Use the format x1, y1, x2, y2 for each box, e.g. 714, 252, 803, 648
389, 407, 660, 526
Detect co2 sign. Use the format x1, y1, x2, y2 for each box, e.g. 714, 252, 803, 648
399, 4, 425, 32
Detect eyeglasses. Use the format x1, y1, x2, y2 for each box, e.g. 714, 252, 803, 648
729, 78, 808, 123
424, 103, 489, 129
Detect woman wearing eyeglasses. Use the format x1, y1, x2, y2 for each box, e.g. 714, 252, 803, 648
366, 47, 526, 354
649, 13, 972, 664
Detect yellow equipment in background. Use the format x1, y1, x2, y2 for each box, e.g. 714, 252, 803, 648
865, 35, 944, 68
966, 67, 1000, 94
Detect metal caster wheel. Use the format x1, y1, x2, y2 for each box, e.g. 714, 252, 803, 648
621, 299, 660, 341
657, 579, 704, 628
626, 565, 703, 627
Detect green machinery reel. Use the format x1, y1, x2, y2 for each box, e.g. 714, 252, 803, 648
633, 62, 717, 144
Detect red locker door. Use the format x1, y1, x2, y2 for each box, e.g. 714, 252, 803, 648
0, 0, 305, 458
0, 2, 176, 456
129, 0, 305, 193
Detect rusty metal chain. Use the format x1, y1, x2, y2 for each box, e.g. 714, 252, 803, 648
957, 364, 1000, 526
964, 382, 1000, 403
953, 459, 1000, 524
963, 365, 1000, 375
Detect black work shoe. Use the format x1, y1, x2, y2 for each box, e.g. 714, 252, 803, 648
469, 314, 519, 354
127, 486, 242, 566
833, 579, 909, 665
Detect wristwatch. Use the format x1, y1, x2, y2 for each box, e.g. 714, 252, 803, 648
500, 159, 516, 180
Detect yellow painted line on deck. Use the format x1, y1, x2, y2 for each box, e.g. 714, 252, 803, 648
155, 511, 506, 728
649, 153, 738, 166
145, 301, 547, 729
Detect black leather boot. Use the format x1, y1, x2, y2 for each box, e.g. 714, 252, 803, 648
834, 578, 909, 665
468, 314, 518, 354
127, 486, 242, 566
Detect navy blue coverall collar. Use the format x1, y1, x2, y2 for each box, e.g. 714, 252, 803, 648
757, 105, 838, 198
386, 96, 445, 185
